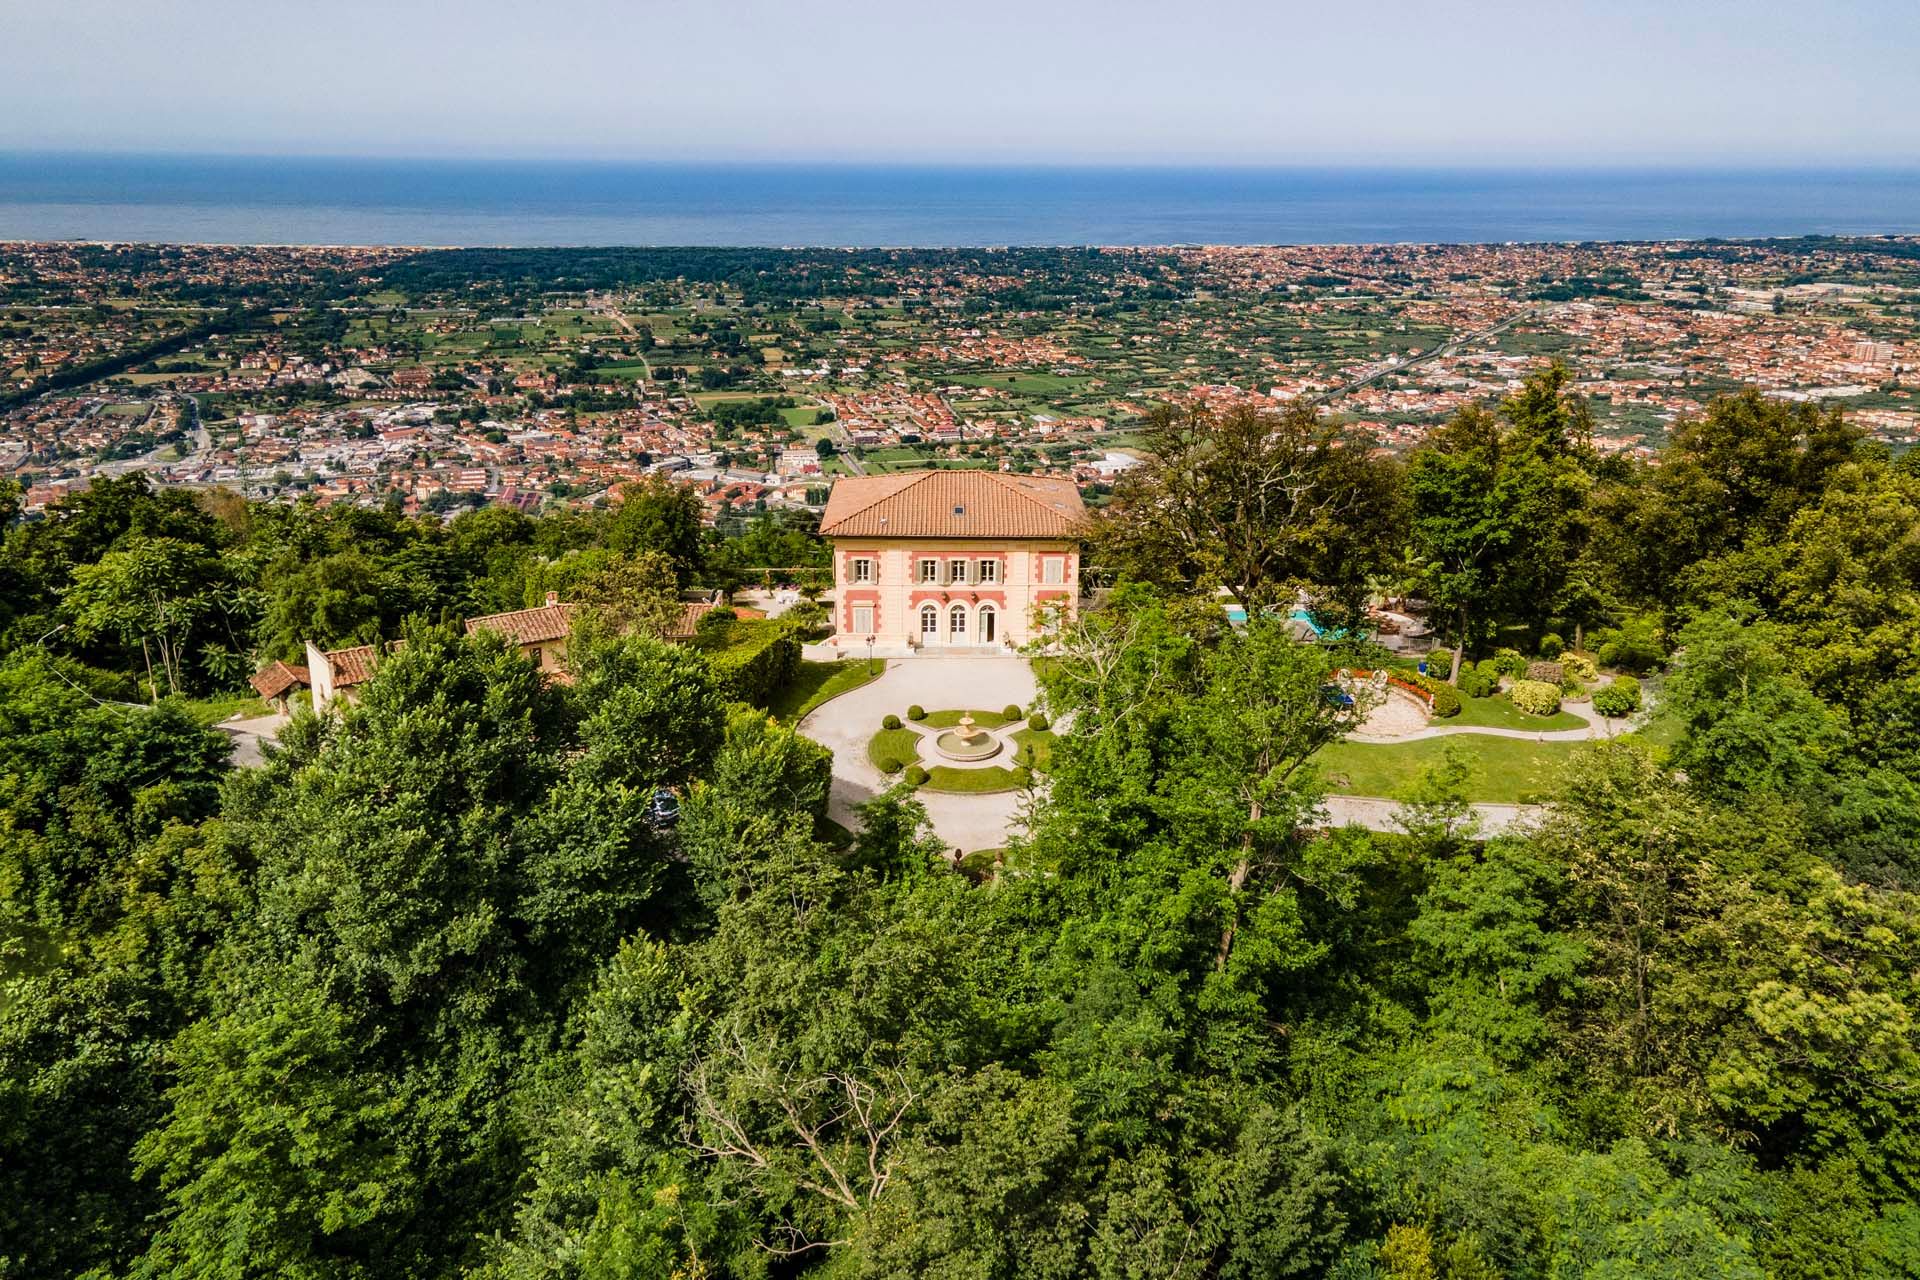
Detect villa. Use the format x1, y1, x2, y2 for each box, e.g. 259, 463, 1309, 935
818, 470, 1085, 653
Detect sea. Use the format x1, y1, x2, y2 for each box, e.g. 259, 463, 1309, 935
1, 153, 1918, 248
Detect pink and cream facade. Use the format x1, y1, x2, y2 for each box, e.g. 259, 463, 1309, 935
819, 471, 1084, 652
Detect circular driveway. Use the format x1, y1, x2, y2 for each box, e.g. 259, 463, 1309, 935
797, 656, 1039, 853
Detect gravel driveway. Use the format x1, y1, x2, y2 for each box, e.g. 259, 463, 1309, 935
797, 656, 1039, 853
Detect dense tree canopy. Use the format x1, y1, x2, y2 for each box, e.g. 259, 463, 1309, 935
7, 364, 1920, 1277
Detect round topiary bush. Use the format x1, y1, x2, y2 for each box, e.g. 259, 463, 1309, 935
1524, 660, 1565, 687
1002, 704, 1022, 721
1425, 679, 1461, 718
1539, 633, 1566, 659
1027, 712, 1049, 731
882, 713, 902, 730
878, 754, 906, 774
1475, 657, 1505, 684
1509, 679, 1562, 717
904, 764, 929, 786
1591, 675, 1641, 718
1457, 667, 1496, 699
906, 705, 926, 721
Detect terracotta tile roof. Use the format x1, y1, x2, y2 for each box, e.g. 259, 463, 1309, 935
664, 601, 767, 641
249, 660, 310, 700
818, 470, 1086, 540
465, 602, 575, 646
324, 644, 383, 688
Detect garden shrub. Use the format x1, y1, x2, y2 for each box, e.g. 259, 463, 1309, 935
1562, 652, 1598, 682
1457, 667, 1496, 699
1525, 660, 1565, 687
703, 620, 801, 708
1028, 712, 1049, 731
1492, 648, 1528, 677
882, 714, 902, 730
1475, 658, 1505, 684
907, 704, 926, 721
904, 764, 929, 786
1002, 704, 1022, 721
1410, 672, 1460, 718
1509, 679, 1562, 716
878, 755, 905, 775
1009, 765, 1032, 787
1539, 633, 1565, 659
1591, 676, 1641, 718
1594, 615, 1667, 673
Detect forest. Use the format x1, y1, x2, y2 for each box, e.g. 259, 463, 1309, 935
5, 364, 1920, 1278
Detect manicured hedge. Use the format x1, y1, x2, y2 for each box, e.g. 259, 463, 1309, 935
702, 619, 802, 708
882, 713, 902, 730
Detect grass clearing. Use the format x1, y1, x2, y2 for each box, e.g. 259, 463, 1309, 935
770, 659, 884, 723
1317, 735, 1585, 805
922, 765, 1030, 794
1452, 694, 1588, 732
868, 727, 923, 772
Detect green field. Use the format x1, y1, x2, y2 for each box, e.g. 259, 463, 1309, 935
1316, 735, 1584, 805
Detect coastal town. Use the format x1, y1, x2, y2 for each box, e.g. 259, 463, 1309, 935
5, 237, 1918, 518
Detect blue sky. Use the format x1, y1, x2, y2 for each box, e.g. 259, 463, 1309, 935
3, 0, 1913, 164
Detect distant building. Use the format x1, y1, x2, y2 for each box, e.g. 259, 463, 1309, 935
818, 470, 1084, 653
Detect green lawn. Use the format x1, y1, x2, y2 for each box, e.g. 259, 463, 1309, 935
768, 659, 884, 723
923, 764, 1030, 793
1316, 736, 1584, 805
920, 707, 1016, 730
868, 726, 923, 772
1451, 693, 1588, 732
1010, 726, 1055, 771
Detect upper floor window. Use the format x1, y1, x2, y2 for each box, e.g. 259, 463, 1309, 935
1042, 556, 1066, 585
919, 558, 939, 583
949, 558, 968, 584
851, 557, 874, 584
978, 559, 998, 584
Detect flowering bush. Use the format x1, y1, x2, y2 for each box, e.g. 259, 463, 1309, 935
1508, 679, 1562, 717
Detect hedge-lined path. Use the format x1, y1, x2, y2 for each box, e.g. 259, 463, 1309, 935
796, 655, 1039, 853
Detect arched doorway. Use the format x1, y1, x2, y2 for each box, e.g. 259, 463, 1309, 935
977, 604, 997, 644
919, 603, 940, 646
948, 603, 969, 643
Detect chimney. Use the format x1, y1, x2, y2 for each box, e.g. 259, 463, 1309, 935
545, 590, 559, 607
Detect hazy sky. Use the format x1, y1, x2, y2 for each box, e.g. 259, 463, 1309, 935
4, 0, 1915, 165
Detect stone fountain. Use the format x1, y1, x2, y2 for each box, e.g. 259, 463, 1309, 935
933, 712, 1002, 762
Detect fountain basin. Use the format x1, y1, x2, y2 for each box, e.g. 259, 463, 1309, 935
934, 730, 1002, 762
